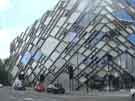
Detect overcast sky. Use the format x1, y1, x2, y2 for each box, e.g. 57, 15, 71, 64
0, 0, 58, 59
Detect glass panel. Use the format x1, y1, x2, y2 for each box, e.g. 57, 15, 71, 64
128, 34, 135, 45
33, 50, 42, 61
64, 32, 77, 42
77, 1, 87, 12
54, 58, 66, 68
16, 55, 22, 65
34, 67, 40, 75
103, 45, 111, 52
112, 9, 134, 22
41, 37, 59, 57
102, 27, 110, 32
96, 41, 105, 49
109, 50, 118, 57
119, 45, 126, 51
66, 0, 77, 10
70, 54, 85, 66
120, 30, 128, 37
57, 42, 67, 53
68, 12, 81, 24
84, 50, 92, 56
96, 50, 106, 58
32, 61, 37, 69
107, 23, 116, 29
65, 55, 71, 60
126, 27, 133, 34
45, 60, 53, 69
128, 49, 134, 54
127, 0, 135, 7
21, 52, 32, 65
31, 46, 38, 56
44, 17, 52, 25
79, 47, 86, 53
26, 36, 30, 43
27, 69, 32, 76
37, 39, 44, 48
28, 44, 32, 51
51, 26, 60, 36
108, 41, 117, 48
28, 74, 34, 82
117, 36, 126, 42
57, 17, 67, 27
33, 37, 39, 45
50, 51, 60, 61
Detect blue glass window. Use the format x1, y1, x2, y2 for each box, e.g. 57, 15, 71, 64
128, 34, 135, 45
127, 0, 135, 7
33, 51, 42, 61
113, 9, 134, 22
21, 52, 32, 65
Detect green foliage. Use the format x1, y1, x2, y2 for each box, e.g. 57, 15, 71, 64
0, 58, 12, 85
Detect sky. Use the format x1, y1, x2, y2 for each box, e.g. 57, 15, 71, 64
0, 0, 58, 59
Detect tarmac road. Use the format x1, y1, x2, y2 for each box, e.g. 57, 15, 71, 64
0, 87, 132, 101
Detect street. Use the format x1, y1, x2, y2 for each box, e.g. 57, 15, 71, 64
0, 87, 132, 101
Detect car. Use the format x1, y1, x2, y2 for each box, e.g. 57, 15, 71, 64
47, 83, 65, 94
130, 88, 135, 96
0, 83, 3, 88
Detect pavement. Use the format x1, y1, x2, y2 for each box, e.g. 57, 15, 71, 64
0, 87, 132, 101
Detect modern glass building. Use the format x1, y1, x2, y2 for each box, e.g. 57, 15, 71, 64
10, 0, 135, 91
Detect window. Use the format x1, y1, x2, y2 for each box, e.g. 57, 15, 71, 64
68, 12, 81, 24
32, 61, 37, 69
34, 67, 40, 75
96, 41, 105, 49
128, 34, 135, 45
50, 51, 60, 61
33, 50, 42, 61
109, 50, 118, 57
31, 46, 38, 56
27, 69, 32, 76
41, 37, 59, 57
84, 50, 92, 56
117, 36, 126, 42
33, 37, 39, 45
54, 58, 65, 68
127, 0, 135, 7
109, 41, 117, 48
66, 0, 77, 10
56, 17, 67, 27
37, 39, 44, 48
103, 45, 111, 52
51, 26, 60, 36
112, 9, 134, 22
57, 42, 67, 53
79, 47, 86, 53
45, 60, 53, 69
21, 52, 32, 65
64, 32, 77, 42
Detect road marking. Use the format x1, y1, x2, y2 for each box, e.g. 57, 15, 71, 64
24, 98, 33, 101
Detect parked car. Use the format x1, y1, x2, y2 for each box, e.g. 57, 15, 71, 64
47, 83, 65, 94
130, 88, 135, 100
0, 83, 3, 88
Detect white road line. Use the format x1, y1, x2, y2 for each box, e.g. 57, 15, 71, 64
24, 98, 33, 101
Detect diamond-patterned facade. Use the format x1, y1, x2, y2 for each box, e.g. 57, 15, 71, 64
10, 0, 135, 90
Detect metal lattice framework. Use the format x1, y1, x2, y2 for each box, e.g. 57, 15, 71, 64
10, 0, 135, 90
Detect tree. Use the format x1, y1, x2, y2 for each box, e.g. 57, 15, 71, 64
0, 58, 12, 85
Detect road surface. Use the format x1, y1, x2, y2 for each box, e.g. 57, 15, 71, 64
0, 87, 132, 101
